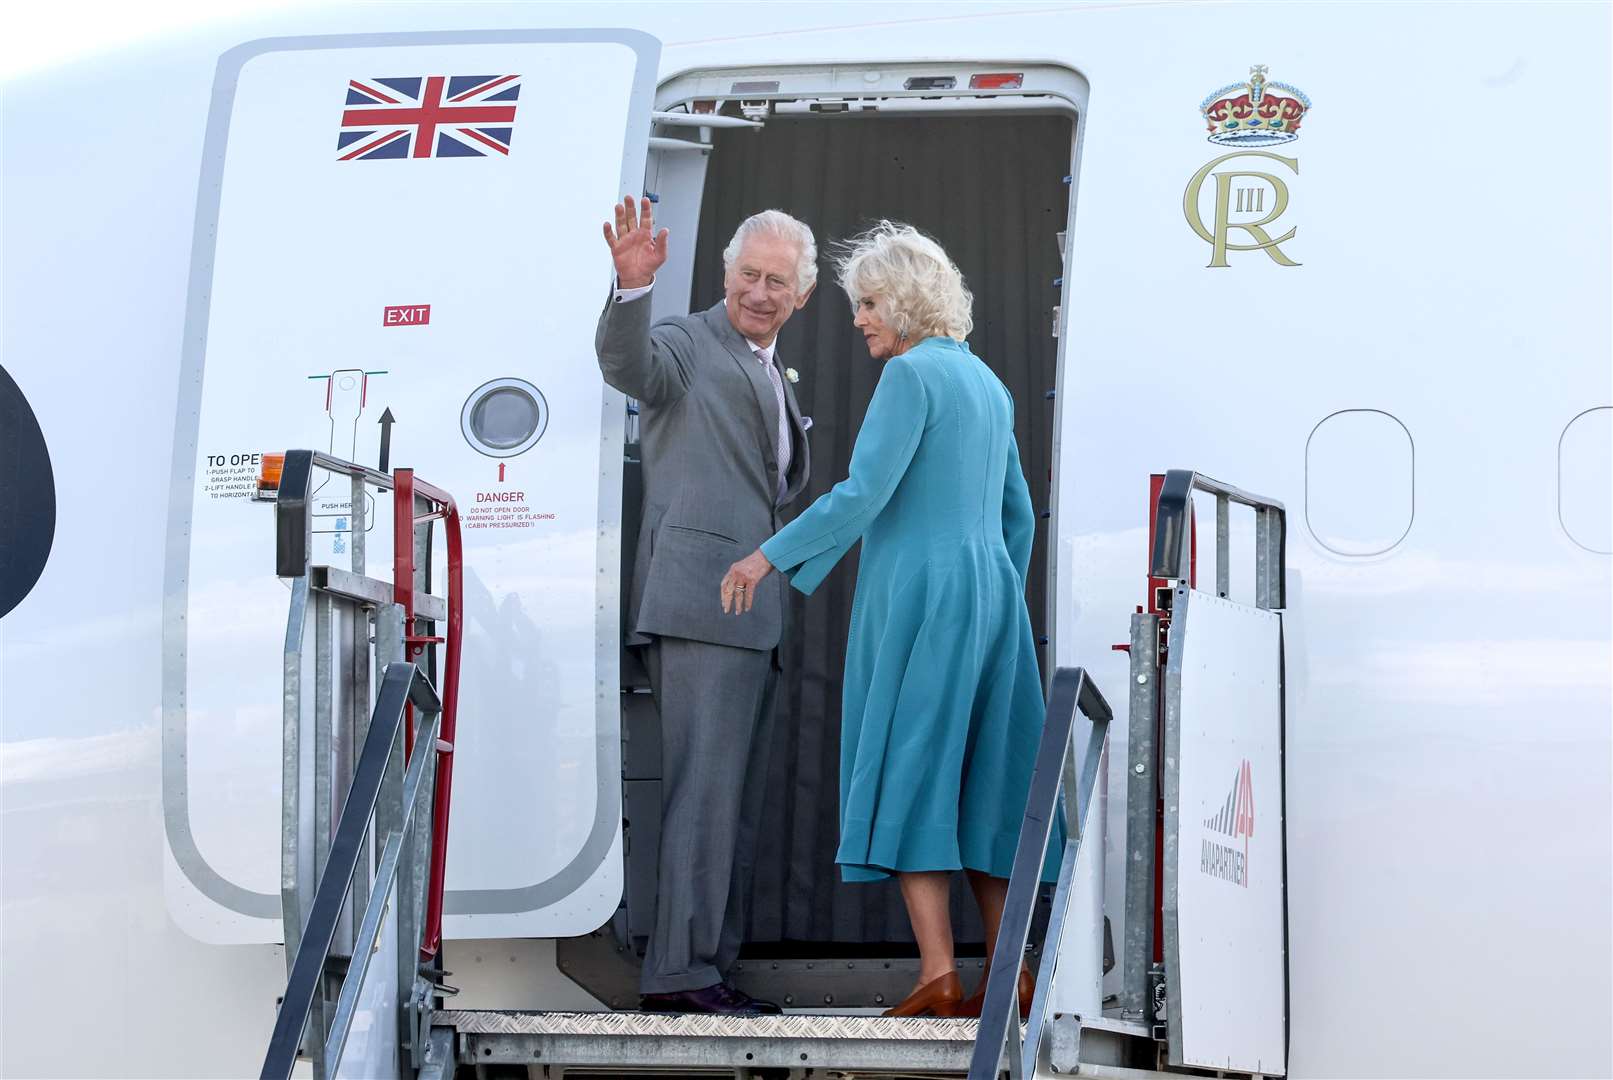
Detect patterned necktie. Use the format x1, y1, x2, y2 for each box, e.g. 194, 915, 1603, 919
755, 347, 791, 500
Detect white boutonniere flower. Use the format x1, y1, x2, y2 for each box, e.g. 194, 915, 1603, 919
785, 367, 799, 384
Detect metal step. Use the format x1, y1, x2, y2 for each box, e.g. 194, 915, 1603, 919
437, 1009, 990, 1074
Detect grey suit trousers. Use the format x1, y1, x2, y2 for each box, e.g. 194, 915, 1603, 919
639, 636, 778, 994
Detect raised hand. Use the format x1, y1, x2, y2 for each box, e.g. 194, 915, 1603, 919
602, 195, 669, 290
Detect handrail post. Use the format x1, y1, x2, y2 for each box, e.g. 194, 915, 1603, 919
968, 668, 1112, 1080
1120, 611, 1161, 1021
275, 450, 314, 579
1254, 504, 1286, 610
1215, 493, 1230, 598
281, 574, 312, 977
1025, 737, 1082, 1070
392, 469, 418, 760
349, 469, 366, 576
344, 592, 373, 966
307, 588, 334, 1072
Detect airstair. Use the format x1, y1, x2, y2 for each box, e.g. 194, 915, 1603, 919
258, 464, 1289, 1080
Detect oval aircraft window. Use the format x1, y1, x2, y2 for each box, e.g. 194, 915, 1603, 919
460, 377, 548, 458
1305, 409, 1414, 556
1559, 406, 1612, 554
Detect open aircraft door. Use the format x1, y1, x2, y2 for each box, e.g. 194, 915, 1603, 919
162, 30, 660, 944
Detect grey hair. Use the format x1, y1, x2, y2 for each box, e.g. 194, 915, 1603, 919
834, 221, 974, 342
721, 210, 818, 295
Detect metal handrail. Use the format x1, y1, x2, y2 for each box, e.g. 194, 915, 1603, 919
275, 450, 394, 578
262, 661, 442, 1080
968, 667, 1112, 1080
275, 450, 465, 961
391, 468, 463, 961
324, 682, 440, 1069
279, 573, 312, 970
1148, 469, 1287, 610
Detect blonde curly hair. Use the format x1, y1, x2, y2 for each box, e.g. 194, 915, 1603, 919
834, 221, 974, 342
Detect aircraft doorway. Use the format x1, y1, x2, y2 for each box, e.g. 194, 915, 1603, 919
580, 65, 1083, 1007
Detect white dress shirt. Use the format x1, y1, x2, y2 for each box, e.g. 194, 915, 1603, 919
613, 278, 654, 304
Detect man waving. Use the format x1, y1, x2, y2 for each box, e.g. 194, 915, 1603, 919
596, 196, 816, 1015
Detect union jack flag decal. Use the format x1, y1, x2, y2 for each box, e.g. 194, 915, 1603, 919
338, 75, 520, 161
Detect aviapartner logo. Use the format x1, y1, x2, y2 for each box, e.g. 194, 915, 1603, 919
1200, 759, 1255, 888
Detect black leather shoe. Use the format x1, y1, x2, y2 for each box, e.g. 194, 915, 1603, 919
721, 983, 782, 1014
640, 983, 763, 1015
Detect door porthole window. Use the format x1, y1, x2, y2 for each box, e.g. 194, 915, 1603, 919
460, 377, 548, 458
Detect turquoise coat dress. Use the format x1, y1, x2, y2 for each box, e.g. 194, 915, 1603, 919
761, 336, 1053, 883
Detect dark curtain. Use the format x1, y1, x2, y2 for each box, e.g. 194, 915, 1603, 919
690, 113, 1072, 949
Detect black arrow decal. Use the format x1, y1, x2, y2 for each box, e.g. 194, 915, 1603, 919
378, 407, 396, 474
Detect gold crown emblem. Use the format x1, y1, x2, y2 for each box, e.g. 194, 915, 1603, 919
1199, 65, 1311, 145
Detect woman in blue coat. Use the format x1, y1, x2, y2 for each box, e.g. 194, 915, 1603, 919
721, 222, 1049, 1018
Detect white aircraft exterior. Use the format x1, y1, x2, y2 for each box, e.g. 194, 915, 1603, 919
2, 2, 1609, 1078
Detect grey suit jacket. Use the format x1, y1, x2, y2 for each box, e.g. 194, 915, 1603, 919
596, 295, 811, 650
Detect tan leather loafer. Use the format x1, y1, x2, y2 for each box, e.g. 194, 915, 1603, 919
881, 971, 964, 1017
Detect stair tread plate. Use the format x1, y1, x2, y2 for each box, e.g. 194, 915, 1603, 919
435, 1008, 982, 1041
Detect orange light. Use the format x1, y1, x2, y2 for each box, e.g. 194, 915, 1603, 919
258, 453, 286, 491
969, 73, 1024, 90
